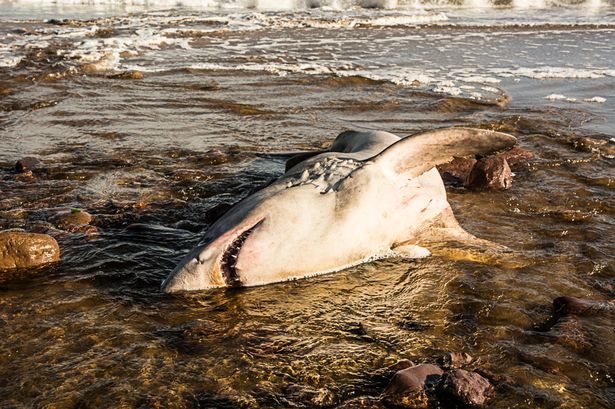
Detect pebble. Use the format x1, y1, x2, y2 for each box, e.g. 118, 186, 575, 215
0, 230, 60, 270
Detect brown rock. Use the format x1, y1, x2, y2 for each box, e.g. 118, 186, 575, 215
0, 231, 60, 270
63, 224, 98, 236
498, 146, 534, 168
387, 359, 416, 373
436, 369, 492, 407
437, 156, 477, 186
108, 70, 143, 80
473, 369, 514, 388
465, 156, 512, 190
51, 209, 93, 229
553, 296, 615, 317
201, 149, 229, 166
15, 157, 41, 173
384, 364, 444, 395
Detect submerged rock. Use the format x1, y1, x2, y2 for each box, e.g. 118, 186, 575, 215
201, 148, 229, 166
436, 369, 492, 407
465, 156, 512, 190
15, 157, 41, 174
553, 296, 615, 317
384, 363, 444, 395
0, 231, 60, 270
108, 70, 143, 80
438, 352, 474, 369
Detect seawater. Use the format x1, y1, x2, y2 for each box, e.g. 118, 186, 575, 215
0, 1, 614, 408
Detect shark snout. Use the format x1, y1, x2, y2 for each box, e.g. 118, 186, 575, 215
161, 243, 224, 293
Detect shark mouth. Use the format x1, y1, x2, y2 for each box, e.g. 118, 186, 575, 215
219, 220, 262, 286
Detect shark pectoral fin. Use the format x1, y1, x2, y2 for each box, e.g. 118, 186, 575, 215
406, 205, 523, 268
391, 243, 431, 259
368, 127, 517, 178
421, 228, 527, 269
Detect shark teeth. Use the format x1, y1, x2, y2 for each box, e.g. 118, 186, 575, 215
219, 222, 261, 286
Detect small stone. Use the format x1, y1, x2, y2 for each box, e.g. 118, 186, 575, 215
553, 296, 615, 317
436, 369, 493, 407
384, 364, 444, 395
465, 156, 512, 190
438, 352, 474, 369
51, 209, 93, 229
0, 231, 60, 270
15, 157, 41, 173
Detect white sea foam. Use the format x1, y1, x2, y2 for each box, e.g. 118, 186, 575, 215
3, 0, 614, 12
0, 55, 22, 68
584, 96, 607, 103
494, 66, 615, 79
545, 93, 577, 102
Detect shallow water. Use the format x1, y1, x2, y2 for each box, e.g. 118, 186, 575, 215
1, 2, 614, 408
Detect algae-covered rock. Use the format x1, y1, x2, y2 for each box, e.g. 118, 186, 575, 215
51, 208, 93, 229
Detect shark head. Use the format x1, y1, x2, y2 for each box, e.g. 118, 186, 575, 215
161, 127, 516, 293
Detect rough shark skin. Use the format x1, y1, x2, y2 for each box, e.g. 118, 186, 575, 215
162, 127, 516, 293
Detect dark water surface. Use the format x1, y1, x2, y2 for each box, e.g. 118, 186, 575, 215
1, 5, 614, 408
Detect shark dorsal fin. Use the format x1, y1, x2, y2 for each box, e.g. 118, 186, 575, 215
369, 127, 517, 178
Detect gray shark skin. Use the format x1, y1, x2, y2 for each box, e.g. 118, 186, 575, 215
162, 127, 516, 293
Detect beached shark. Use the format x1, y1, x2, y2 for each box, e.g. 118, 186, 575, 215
162, 127, 516, 292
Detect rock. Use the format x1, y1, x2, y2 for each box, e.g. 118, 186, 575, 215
201, 149, 229, 166
550, 315, 592, 351
371, 359, 416, 386
437, 157, 477, 187
15, 157, 41, 173
0, 231, 60, 270
498, 146, 534, 168
465, 156, 512, 190
63, 224, 98, 236
108, 70, 143, 80
384, 363, 444, 395
553, 296, 615, 317
51, 209, 93, 229
438, 352, 474, 369
436, 369, 492, 407
473, 369, 514, 388
0, 208, 28, 220
387, 359, 416, 373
